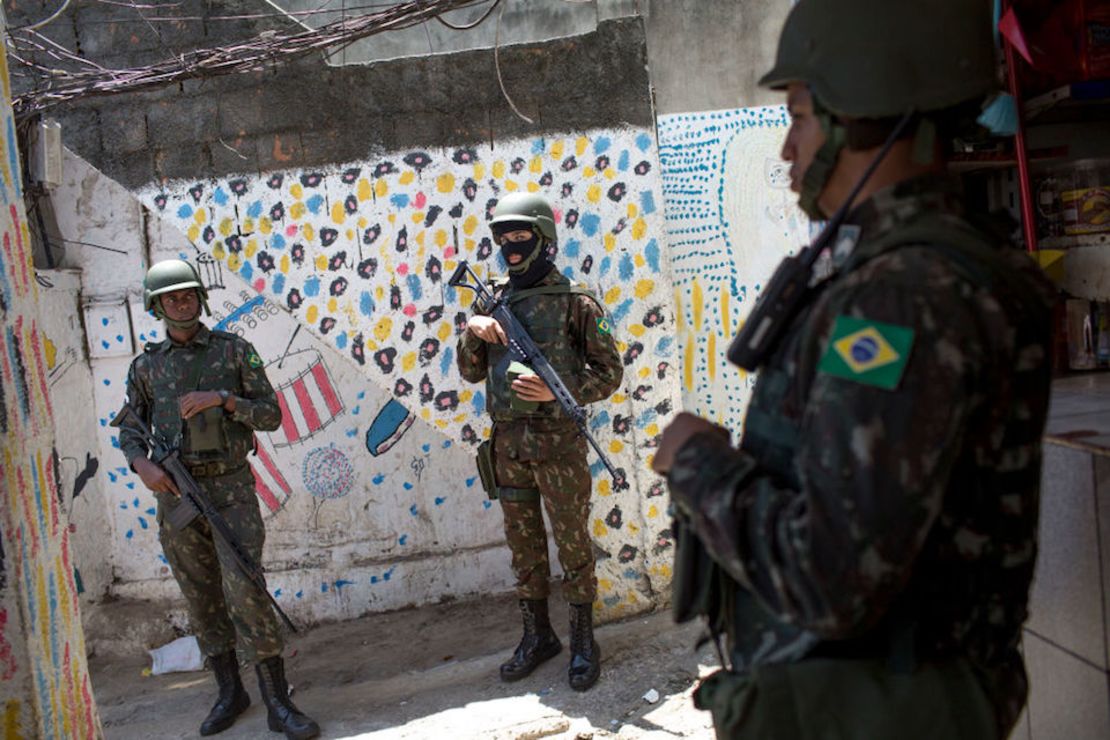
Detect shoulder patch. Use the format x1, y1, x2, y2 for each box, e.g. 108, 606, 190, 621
595, 316, 613, 336
817, 316, 914, 390
246, 350, 264, 368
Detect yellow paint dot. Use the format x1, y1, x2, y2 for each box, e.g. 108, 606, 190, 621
638, 366, 650, 378
463, 215, 478, 236
647, 505, 658, 519
412, 211, 425, 224
331, 201, 346, 225
627, 203, 639, 219
346, 228, 354, 241
459, 389, 473, 403
474, 163, 486, 180
684, 340, 695, 391
219, 217, 234, 237
365, 338, 379, 350
243, 218, 255, 234
375, 179, 389, 198
290, 202, 306, 220
194, 209, 207, 224
692, 278, 704, 330
551, 140, 565, 160
280, 254, 290, 273
421, 408, 431, 421
634, 254, 645, 268
212, 244, 226, 261
357, 216, 368, 228
416, 230, 426, 247
375, 286, 384, 300
645, 423, 659, 437
306, 305, 319, 324
245, 239, 258, 259
187, 224, 200, 242
314, 253, 327, 271
437, 172, 456, 193
400, 170, 415, 185
260, 217, 272, 235
609, 440, 624, 454
527, 182, 540, 193
604, 233, 616, 252
464, 239, 475, 253
436, 419, 450, 428
290, 183, 304, 199
593, 519, 608, 537
632, 218, 647, 240
530, 155, 543, 173
604, 168, 616, 181
635, 279, 655, 299
435, 229, 448, 248
374, 316, 393, 342
327, 298, 338, 312
492, 160, 506, 179
358, 178, 373, 201
576, 136, 589, 156
646, 452, 655, 468
402, 352, 417, 372
627, 324, 645, 337
505, 180, 519, 192
437, 321, 452, 342
604, 286, 621, 304
584, 166, 597, 179
612, 393, 627, 404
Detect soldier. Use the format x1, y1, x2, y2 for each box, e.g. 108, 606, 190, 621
653, 2, 1055, 738
120, 259, 319, 739
457, 192, 623, 691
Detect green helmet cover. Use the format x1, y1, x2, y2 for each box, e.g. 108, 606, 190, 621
143, 259, 210, 329
489, 192, 557, 275
759, 0, 998, 119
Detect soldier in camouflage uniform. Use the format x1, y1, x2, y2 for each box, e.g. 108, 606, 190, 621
120, 260, 319, 739
653, 2, 1055, 738
457, 192, 623, 691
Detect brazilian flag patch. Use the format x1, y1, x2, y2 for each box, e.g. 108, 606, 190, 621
596, 316, 613, 336
817, 316, 914, 390
247, 351, 264, 368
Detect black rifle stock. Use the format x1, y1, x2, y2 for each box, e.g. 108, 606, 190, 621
110, 404, 298, 633
449, 261, 622, 484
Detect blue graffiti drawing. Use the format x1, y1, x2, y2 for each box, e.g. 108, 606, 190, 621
365, 398, 415, 457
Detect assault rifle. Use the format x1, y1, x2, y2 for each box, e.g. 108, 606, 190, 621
110, 403, 298, 633
726, 110, 917, 370
449, 261, 622, 484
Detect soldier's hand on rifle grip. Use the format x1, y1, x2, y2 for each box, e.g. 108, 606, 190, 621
467, 315, 508, 345
133, 457, 181, 497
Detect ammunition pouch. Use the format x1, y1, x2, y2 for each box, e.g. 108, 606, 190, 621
184, 406, 227, 460
166, 496, 202, 532
476, 439, 497, 499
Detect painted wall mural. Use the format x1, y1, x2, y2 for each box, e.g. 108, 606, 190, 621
117, 127, 683, 621
0, 43, 101, 740
657, 106, 813, 426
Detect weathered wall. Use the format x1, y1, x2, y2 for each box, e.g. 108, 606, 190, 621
0, 32, 101, 739
657, 106, 811, 426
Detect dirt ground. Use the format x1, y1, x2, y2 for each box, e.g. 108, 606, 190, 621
89, 594, 719, 739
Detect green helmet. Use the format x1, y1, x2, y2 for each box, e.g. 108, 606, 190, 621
759, 0, 998, 119
143, 259, 210, 327
489, 192, 557, 244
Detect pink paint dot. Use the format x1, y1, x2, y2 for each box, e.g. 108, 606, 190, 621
397, 263, 409, 276
403, 304, 417, 317
285, 224, 299, 237
414, 192, 427, 210
253, 278, 266, 293
444, 247, 456, 259
553, 208, 563, 224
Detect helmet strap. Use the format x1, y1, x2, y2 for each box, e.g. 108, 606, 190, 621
798, 107, 846, 221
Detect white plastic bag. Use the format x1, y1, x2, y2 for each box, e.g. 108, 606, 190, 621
148, 635, 204, 675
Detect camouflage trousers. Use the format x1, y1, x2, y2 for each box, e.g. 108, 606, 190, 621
156, 467, 283, 662
493, 419, 596, 604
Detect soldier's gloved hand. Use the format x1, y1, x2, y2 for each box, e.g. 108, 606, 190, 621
179, 391, 225, 419
467, 316, 507, 345
133, 457, 181, 497
652, 412, 730, 477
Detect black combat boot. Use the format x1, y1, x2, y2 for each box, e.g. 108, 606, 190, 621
499, 598, 562, 682
567, 602, 601, 691
255, 656, 320, 740
199, 650, 250, 736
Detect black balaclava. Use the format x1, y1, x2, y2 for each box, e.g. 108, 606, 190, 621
492, 220, 553, 289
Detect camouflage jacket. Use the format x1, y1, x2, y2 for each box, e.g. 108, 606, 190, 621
120, 324, 282, 469
667, 175, 1055, 731
457, 267, 622, 425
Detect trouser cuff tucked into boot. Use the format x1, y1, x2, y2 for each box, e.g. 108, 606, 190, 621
500, 598, 563, 682
255, 656, 320, 740
199, 650, 250, 736
568, 602, 601, 691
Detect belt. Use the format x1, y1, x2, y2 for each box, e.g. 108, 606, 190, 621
185, 461, 243, 478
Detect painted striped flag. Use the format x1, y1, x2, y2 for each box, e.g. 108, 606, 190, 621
271, 354, 344, 447
250, 437, 291, 517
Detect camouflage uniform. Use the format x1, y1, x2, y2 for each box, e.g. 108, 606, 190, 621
457, 268, 622, 604
667, 176, 1055, 738
120, 324, 284, 663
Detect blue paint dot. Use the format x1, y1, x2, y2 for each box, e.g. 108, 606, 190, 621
442, 440, 452, 449
580, 213, 601, 237
101, 318, 110, 326
295, 591, 303, 599
270, 234, 286, 250
213, 187, 228, 206
100, 340, 109, 349
383, 569, 393, 582
138, 517, 148, 530
403, 482, 413, 491
352, 405, 360, 416
531, 138, 546, 154
640, 191, 657, 216
483, 501, 492, 509
466, 477, 477, 488
399, 535, 408, 546
422, 443, 431, 453
133, 497, 140, 508
618, 150, 630, 171
357, 391, 366, 399
336, 333, 348, 350
145, 507, 156, 516
125, 529, 134, 539
390, 194, 410, 209
564, 239, 580, 258
273, 274, 286, 294
360, 291, 375, 317
247, 200, 263, 218
345, 428, 358, 438
370, 576, 379, 584
109, 472, 118, 483
636, 132, 652, 152
306, 194, 324, 214
372, 474, 385, 485
240, 262, 253, 280
594, 136, 611, 154
304, 277, 320, 297
409, 504, 418, 516
321, 583, 329, 593
125, 482, 135, 490
618, 253, 634, 280
102, 378, 111, 386
274, 588, 283, 598
599, 256, 612, 276
176, 204, 193, 219
115, 334, 124, 343
99, 419, 107, 427
434, 497, 446, 506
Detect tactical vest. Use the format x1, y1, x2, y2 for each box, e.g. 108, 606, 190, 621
485, 278, 596, 423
